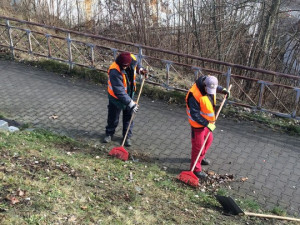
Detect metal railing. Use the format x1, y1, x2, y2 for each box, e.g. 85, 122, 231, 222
0, 16, 299, 120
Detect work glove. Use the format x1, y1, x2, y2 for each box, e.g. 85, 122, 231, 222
221, 88, 230, 99
128, 100, 139, 113
207, 123, 216, 132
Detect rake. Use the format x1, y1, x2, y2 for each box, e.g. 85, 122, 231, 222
177, 85, 232, 187
108, 76, 146, 161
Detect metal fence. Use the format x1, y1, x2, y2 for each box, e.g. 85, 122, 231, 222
0, 16, 299, 120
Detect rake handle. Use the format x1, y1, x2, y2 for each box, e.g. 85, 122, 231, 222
244, 212, 300, 222
121, 77, 146, 147
191, 84, 232, 172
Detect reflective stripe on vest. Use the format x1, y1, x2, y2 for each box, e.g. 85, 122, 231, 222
185, 83, 216, 128
107, 62, 127, 99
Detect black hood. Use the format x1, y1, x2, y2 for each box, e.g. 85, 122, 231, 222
195, 76, 215, 106
195, 76, 207, 96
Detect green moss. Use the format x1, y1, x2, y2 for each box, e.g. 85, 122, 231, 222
24, 59, 107, 84
222, 106, 300, 136
140, 83, 186, 105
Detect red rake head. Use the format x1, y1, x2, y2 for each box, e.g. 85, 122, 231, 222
177, 171, 199, 187
108, 146, 129, 161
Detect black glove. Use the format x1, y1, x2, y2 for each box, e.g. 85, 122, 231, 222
128, 100, 138, 113
221, 88, 230, 99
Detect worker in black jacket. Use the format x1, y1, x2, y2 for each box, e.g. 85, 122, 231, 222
186, 75, 230, 179
103, 51, 147, 146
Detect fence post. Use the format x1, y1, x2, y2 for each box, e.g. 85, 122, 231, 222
89, 43, 94, 68
292, 88, 300, 118
162, 60, 172, 88
66, 33, 73, 70
6, 20, 14, 58
225, 67, 231, 90
45, 34, 51, 58
26, 29, 32, 54
192, 66, 201, 81
111, 48, 118, 60
257, 80, 266, 109
137, 47, 143, 66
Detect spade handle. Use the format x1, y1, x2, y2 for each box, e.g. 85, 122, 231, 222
245, 212, 300, 222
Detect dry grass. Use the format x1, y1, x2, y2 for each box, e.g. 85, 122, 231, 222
0, 129, 286, 224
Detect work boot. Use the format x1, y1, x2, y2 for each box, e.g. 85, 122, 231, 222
103, 135, 112, 143
124, 138, 132, 147
201, 158, 211, 165
194, 171, 208, 179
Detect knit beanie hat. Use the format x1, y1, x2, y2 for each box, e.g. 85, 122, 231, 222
116, 52, 132, 67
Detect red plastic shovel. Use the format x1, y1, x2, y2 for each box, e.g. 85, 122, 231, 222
108, 77, 146, 161
177, 85, 232, 186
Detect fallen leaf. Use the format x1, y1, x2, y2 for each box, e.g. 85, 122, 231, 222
80, 206, 88, 210
16, 189, 26, 197
10, 197, 20, 205
49, 115, 58, 119
68, 216, 76, 222
207, 171, 215, 176
241, 177, 248, 182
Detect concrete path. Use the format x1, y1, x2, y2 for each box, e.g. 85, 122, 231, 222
0, 60, 299, 215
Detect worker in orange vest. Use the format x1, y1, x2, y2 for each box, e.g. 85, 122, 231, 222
103, 52, 147, 146
186, 75, 230, 179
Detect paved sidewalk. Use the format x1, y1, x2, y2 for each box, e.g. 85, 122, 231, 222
0, 60, 299, 215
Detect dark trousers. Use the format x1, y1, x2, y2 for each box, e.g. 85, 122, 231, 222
105, 100, 134, 138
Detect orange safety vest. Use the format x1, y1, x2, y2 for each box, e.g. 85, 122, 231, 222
107, 59, 137, 99
185, 83, 216, 128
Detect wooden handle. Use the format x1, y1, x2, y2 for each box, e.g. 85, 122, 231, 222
191, 85, 232, 171
135, 66, 147, 104
136, 78, 145, 104
245, 212, 300, 222
215, 84, 232, 120
121, 76, 146, 146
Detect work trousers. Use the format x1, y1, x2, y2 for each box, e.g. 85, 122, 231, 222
190, 126, 213, 172
105, 100, 134, 138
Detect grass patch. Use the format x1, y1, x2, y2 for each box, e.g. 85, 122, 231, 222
216, 188, 228, 196
272, 206, 287, 216
140, 83, 186, 105
222, 105, 300, 136
24, 59, 107, 84
236, 198, 261, 212
0, 129, 279, 224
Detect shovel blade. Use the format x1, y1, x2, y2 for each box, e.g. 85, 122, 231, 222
177, 171, 199, 187
109, 146, 129, 161
215, 195, 244, 215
